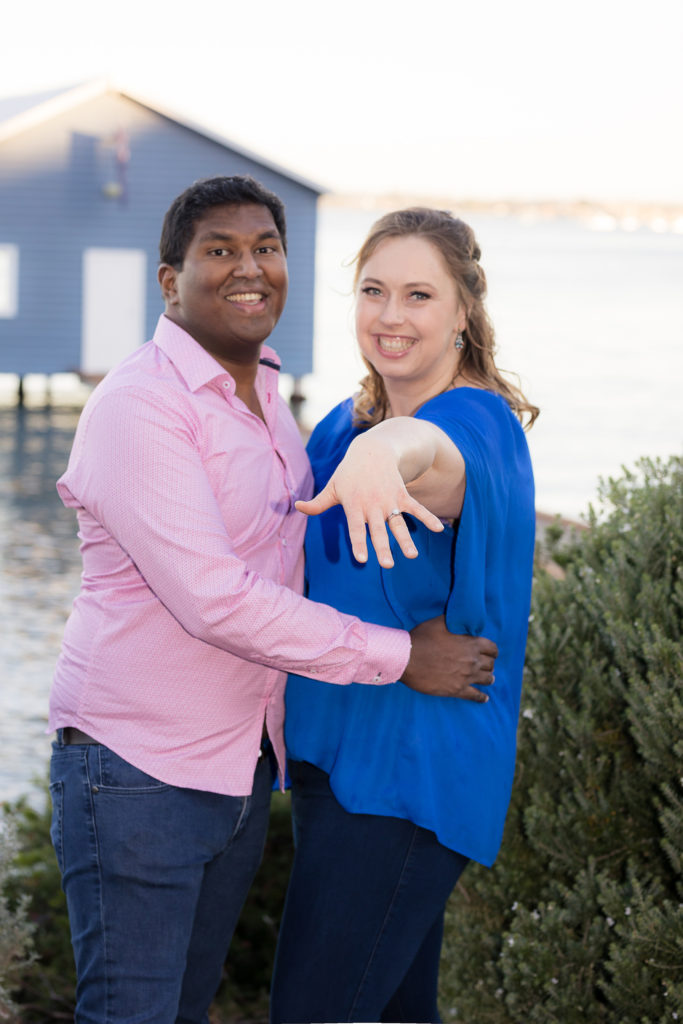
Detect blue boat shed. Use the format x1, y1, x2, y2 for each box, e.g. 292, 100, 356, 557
0, 81, 323, 398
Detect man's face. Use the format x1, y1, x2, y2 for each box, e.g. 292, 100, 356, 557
158, 203, 288, 371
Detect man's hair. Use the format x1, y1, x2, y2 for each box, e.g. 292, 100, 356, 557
159, 175, 287, 268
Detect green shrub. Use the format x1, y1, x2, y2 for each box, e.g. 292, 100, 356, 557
2, 794, 75, 1021
0, 817, 35, 1020
440, 456, 683, 1023
4, 785, 292, 1023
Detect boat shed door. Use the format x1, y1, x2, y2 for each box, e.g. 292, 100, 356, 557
81, 248, 146, 376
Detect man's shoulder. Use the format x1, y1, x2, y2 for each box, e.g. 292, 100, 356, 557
79, 343, 197, 428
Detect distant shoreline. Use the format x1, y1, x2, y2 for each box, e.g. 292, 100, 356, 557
321, 193, 683, 234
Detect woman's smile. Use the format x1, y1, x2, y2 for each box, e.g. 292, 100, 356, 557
375, 334, 417, 355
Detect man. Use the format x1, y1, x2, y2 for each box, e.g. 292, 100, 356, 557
48, 175, 496, 1023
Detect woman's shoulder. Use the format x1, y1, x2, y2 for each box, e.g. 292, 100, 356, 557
422, 385, 510, 415
418, 386, 520, 435
417, 387, 530, 471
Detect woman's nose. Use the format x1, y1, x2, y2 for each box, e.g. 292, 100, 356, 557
379, 296, 404, 325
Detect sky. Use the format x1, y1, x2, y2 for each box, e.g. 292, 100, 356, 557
2, 0, 682, 202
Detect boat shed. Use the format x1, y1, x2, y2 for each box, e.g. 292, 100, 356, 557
0, 81, 323, 393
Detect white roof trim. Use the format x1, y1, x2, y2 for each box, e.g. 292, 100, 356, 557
0, 79, 326, 195
0, 80, 109, 143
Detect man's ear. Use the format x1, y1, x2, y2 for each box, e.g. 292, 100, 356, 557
158, 263, 179, 306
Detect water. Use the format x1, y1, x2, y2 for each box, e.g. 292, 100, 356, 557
0, 407, 82, 806
2, 209, 682, 806
306, 206, 683, 519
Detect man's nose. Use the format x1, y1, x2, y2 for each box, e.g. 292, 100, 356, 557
234, 250, 261, 277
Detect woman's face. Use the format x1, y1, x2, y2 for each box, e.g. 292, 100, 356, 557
355, 235, 467, 399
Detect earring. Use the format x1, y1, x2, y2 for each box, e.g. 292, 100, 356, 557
455, 333, 464, 351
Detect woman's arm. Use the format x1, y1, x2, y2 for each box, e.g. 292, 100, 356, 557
295, 416, 465, 569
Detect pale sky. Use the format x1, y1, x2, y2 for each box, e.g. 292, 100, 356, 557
2, 0, 682, 202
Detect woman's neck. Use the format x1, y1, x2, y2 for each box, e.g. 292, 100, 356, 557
384, 367, 470, 419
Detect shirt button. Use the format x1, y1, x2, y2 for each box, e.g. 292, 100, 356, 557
281, 537, 287, 547
372, 673, 382, 683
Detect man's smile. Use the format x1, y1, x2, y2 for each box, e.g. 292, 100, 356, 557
225, 291, 266, 305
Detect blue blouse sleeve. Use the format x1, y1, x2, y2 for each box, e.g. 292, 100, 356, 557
415, 388, 535, 643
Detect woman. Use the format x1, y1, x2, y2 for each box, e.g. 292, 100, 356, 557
270, 208, 539, 1024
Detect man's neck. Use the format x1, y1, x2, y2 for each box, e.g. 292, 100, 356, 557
226, 360, 265, 422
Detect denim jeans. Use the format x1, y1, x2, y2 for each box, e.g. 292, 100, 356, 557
49, 731, 272, 1024
270, 760, 469, 1024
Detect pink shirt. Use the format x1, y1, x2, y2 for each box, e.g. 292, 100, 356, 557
49, 315, 410, 795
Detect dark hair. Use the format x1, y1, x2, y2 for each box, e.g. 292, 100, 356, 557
352, 207, 539, 429
159, 175, 287, 268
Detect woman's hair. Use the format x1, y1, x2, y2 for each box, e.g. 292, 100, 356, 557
352, 207, 539, 429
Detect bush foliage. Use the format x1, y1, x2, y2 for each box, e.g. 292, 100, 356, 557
0, 818, 35, 1021
3, 456, 680, 1022
440, 456, 683, 1023
1, 788, 292, 1022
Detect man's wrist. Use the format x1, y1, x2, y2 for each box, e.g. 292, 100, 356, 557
360, 624, 411, 685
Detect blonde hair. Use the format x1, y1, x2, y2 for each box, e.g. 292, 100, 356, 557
352, 208, 539, 430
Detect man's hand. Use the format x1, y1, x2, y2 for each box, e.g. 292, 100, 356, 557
402, 616, 498, 702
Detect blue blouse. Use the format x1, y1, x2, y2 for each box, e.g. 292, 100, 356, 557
285, 388, 535, 866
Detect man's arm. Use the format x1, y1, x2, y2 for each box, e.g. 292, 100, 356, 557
404, 617, 497, 702
63, 387, 494, 698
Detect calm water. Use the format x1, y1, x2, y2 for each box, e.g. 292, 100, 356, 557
0, 407, 82, 805
307, 206, 683, 519
2, 209, 682, 805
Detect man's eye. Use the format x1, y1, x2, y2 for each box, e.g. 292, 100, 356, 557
256, 246, 277, 255
209, 248, 231, 257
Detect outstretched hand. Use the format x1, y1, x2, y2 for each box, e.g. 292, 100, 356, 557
295, 439, 444, 569
402, 616, 498, 701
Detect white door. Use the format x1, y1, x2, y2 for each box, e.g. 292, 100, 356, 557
81, 248, 146, 375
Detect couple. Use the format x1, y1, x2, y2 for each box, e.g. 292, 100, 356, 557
48, 175, 537, 1024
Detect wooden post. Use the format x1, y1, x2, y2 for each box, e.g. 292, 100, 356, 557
289, 376, 306, 422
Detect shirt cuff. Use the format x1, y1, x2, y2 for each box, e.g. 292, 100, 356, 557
357, 624, 411, 685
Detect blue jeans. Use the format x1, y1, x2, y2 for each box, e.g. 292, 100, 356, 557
270, 760, 469, 1024
49, 731, 272, 1024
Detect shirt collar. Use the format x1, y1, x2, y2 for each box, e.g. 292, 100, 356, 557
152, 314, 281, 393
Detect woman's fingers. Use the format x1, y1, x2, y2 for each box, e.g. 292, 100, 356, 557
296, 482, 447, 569
400, 499, 445, 535
294, 488, 336, 517
366, 509, 399, 568
385, 512, 417, 563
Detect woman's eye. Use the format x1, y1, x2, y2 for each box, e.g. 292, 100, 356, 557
410, 291, 431, 300
361, 286, 382, 296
